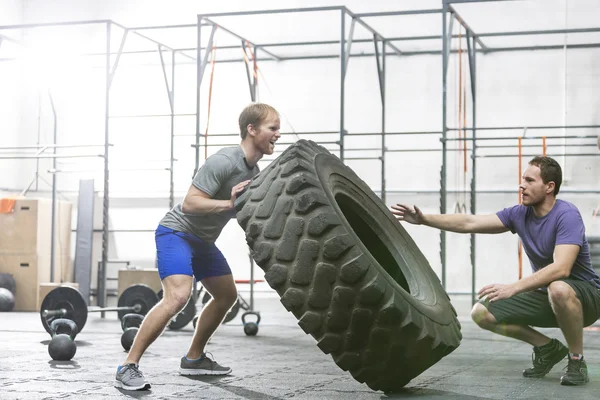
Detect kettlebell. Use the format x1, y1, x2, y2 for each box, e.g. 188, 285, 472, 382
121, 313, 144, 351
48, 318, 78, 361
241, 311, 261, 336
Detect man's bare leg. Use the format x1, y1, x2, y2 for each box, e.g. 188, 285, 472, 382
123, 274, 193, 365
471, 303, 552, 347
547, 281, 584, 355
185, 274, 237, 359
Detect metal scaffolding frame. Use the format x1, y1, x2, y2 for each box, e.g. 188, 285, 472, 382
0, 20, 180, 311
2, 2, 600, 306
442, 0, 600, 304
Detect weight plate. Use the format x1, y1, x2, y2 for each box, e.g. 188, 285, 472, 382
157, 289, 197, 330
117, 284, 159, 321
40, 286, 87, 338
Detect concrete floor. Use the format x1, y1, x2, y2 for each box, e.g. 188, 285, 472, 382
1, 293, 599, 399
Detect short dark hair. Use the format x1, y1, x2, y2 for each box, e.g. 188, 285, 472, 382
238, 103, 279, 139
528, 156, 562, 196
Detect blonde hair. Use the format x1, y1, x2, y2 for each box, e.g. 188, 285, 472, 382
238, 103, 279, 139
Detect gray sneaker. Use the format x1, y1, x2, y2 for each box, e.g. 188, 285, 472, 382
115, 363, 151, 390
179, 353, 232, 376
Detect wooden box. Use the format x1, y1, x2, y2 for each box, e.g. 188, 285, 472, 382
0, 254, 59, 311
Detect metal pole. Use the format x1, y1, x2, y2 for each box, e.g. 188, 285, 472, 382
35, 91, 42, 191
49, 91, 57, 283
440, 3, 449, 288
379, 40, 387, 204
195, 16, 202, 176
170, 50, 176, 209
99, 22, 111, 316
467, 31, 477, 306
340, 9, 345, 163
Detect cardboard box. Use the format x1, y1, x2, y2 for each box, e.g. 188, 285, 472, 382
0, 254, 60, 311
117, 268, 161, 297
38, 282, 80, 310
0, 198, 72, 281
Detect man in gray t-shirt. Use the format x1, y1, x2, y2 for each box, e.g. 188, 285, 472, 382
115, 103, 281, 391
392, 156, 599, 387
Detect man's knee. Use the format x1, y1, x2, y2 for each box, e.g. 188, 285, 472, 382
471, 302, 497, 329
547, 281, 578, 308
212, 286, 238, 309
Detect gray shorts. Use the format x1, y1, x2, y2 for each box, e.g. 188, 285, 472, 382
478, 279, 600, 328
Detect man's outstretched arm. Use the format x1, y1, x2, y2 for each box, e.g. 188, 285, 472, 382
391, 204, 509, 234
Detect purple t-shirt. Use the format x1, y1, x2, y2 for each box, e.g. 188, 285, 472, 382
496, 199, 600, 289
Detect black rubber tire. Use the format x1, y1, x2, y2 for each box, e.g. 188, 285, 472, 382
235, 139, 461, 392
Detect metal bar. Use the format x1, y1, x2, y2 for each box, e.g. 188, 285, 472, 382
100, 22, 111, 316
199, 24, 218, 86
344, 18, 356, 75
196, 6, 343, 18
446, 134, 598, 140
467, 31, 477, 306
191, 141, 341, 148
49, 91, 57, 283
354, 9, 443, 17
176, 130, 441, 137
444, 13, 455, 80
35, 90, 41, 191
109, 113, 195, 118
252, 46, 258, 100
0, 144, 110, 150
0, 154, 105, 159
108, 29, 129, 89
0, 20, 111, 30
203, 17, 282, 61
447, 5, 488, 50
477, 143, 598, 149
129, 23, 200, 30
449, 125, 600, 131
242, 41, 255, 102
477, 153, 600, 158
374, 36, 384, 104
169, 50, 176, 209
340, 9, 345, 163
381, 43, 387, 204
479, 27, 600, 38
157, 45, 174, 112
344, 7, 403, 56
195, 16, 202, 177
130, 30, 176, 52
440, 2, 449, 289
486, 43, 600, 52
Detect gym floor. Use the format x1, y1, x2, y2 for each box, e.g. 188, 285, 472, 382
1, 294, 599, 400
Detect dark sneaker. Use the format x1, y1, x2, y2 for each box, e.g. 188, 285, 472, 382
179, 353, 232, 376
114, 363, 151, 391
522, 338, 568, 378
560, 356, 589, 386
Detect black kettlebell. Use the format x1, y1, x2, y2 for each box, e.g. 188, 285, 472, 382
0, 287, 15, 312
121, 313, 144, 351
241, 311, 260, 336
48, 319, 78, 361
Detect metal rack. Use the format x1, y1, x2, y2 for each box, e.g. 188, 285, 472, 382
2, 2, 599, 308
441, 0, 600, 304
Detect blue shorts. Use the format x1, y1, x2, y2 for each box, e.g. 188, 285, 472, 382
155, 224, 231, 281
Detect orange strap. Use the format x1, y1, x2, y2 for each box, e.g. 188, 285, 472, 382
0, 198, 16, 213
542, 136, 547, 156
204, 41, 217, 160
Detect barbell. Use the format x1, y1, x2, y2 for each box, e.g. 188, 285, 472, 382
40, 284, 159, 337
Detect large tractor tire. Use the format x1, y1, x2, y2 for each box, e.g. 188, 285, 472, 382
235, 139, 461, 392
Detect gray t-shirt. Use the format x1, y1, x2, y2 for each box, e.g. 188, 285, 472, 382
159, 146, 259, 242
